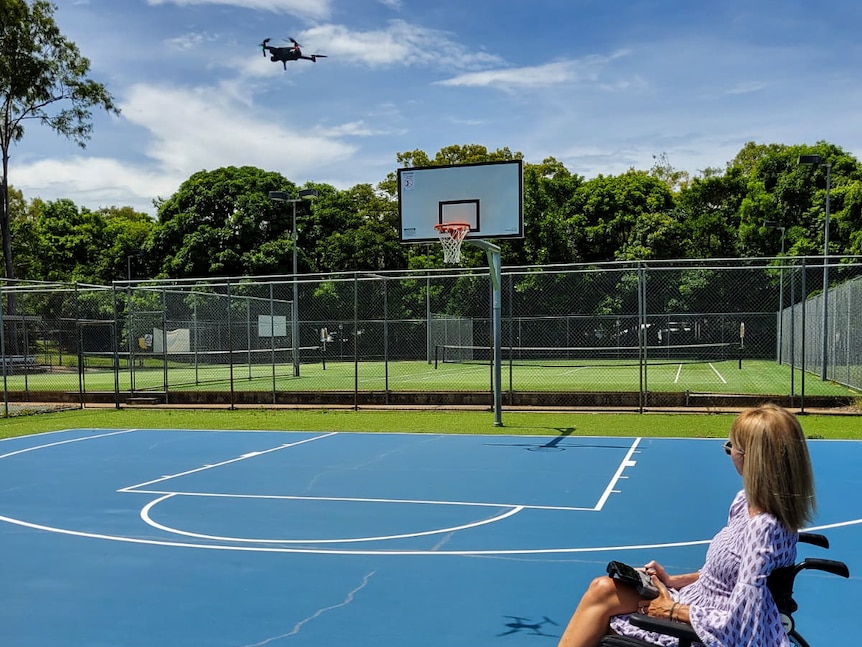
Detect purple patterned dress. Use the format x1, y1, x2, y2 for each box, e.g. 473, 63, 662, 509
608, 490, 797, 647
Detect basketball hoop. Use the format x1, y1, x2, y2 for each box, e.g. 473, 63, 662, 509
434, 222, 471, 264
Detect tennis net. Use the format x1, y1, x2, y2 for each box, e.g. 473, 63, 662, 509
435, 342, 738, 368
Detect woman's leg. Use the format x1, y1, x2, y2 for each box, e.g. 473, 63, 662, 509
557, 576, 642, 647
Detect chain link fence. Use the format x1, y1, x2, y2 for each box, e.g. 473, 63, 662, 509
3, 257, 861, 415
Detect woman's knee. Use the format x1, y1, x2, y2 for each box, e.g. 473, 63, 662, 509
583, 575, 619, 603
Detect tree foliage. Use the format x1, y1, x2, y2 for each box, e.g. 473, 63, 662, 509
0, 0, 119, 286
6, 140, 862, 323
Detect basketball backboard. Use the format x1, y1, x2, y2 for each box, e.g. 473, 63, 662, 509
397, 160, 523, 243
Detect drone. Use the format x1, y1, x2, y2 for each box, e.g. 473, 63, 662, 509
260, 37, 327, 69
497, 616, 558, 637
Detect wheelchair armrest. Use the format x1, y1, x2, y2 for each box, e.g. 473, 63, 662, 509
800, 557, 850, 579
629, 613, 700, 645
798, 532, 829, 549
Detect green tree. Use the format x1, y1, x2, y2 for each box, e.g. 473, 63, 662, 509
566, 170, 677, 262
649, 152, 690, 192
4, 185, 43, 278
676, 167, 747, 258
0, 0, 119, 286
311, 184, 405, 273
733, 142, 862, 259
149, 166, 296, 278
93, 206, 155, 282
34, 198, 107, 282
514, 157, 582, 265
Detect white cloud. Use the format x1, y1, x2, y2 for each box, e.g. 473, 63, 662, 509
436, 51, 634, 91
15, 81, 356, 214
147, 0, 331, 19
122, 82, 355, 174
724, 81, 768, 95
437, 61, 576, 89
165, 32, 221, 52
300, 20, 503, 69
313, 120, 405, 137
13, 157, 178, 211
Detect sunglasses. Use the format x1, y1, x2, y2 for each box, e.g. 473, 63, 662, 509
724, 440, 744, 455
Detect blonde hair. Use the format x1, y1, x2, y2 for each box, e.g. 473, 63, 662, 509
730, 403, 816, 531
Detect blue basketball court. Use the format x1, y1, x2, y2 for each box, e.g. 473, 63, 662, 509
1, 428, 859, 646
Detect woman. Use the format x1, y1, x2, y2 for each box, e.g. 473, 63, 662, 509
557, 404, 816, 647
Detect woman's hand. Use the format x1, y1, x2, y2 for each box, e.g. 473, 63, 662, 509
642, 560, 670, 586
638, 576, 675, 619
643, 561, 700, 590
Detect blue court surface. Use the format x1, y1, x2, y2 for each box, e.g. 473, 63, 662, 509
1, 428, 859, 646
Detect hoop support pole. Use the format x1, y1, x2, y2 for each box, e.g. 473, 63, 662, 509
467, 240, 503, 427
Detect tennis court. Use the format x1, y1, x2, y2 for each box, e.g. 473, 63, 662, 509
1, 428, 859, 646
4, 261, 862, 412
3, 354, 854, 397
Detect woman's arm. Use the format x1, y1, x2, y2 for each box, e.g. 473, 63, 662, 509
665, 572, 699, 590
644, 561, 699, 591
643, 579, 692, 624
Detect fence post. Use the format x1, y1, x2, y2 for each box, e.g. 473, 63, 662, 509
227, 279, 234, 410
112, 286, 120, 409
75, 283, 84, 408
800, 260, 806, 413
1, 285, 8, 418
637, 263, 646, 413
353, 273, 359, 411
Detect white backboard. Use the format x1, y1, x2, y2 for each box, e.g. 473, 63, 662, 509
397, 160, 524, 243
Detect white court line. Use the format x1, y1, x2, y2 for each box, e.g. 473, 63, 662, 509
594, 438, 641, 511
128, 489, 596, 513
560, 366, 591, 377
0, 429, 138, 459
374, 364, 488, 385
119, 432, 337, 491
140, 493, 526, 543
709, 363, 727, 384
12, 511, 857, 555
2, 431, 859, 555
674, 364, 683, 383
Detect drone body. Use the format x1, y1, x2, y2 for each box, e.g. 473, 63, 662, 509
260, 38, 327, 69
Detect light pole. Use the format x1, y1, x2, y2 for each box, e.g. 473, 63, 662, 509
127, 252, 142, 281
764, 220, 786, 364
797, 154, 831, 380
268, 188, 319, 377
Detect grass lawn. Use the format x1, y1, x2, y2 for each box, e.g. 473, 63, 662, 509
4, 359, 858, 396
2, 406, 860, 441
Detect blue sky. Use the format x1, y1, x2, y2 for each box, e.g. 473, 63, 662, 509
12, 0, 862, 216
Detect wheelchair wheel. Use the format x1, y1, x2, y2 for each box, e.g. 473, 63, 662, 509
788, 630, 810, 647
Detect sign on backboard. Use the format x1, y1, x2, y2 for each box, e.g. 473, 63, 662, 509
397, 160, 524, 243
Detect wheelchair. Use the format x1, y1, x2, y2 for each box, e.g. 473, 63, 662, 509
599, 532, 850, 647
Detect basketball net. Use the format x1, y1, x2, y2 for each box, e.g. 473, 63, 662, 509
434, 222, 471, 264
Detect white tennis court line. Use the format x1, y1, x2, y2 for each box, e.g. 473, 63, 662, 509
1, 430, 858, 555
118, 432, 338, 491
12, 430, 817, 556
369, 364, 488, 384
0, 429, 138, 460
3, 510, 859, 556
674, 364, 683, 383
709, 363, 728, 383
128, 489, 596, 512
0, 429, 637, 551
140, 492, 527, 543
595, 437, 642, 510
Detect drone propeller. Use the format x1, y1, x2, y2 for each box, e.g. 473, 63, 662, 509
259, 37, 271, 55
286, 37, 301, 47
